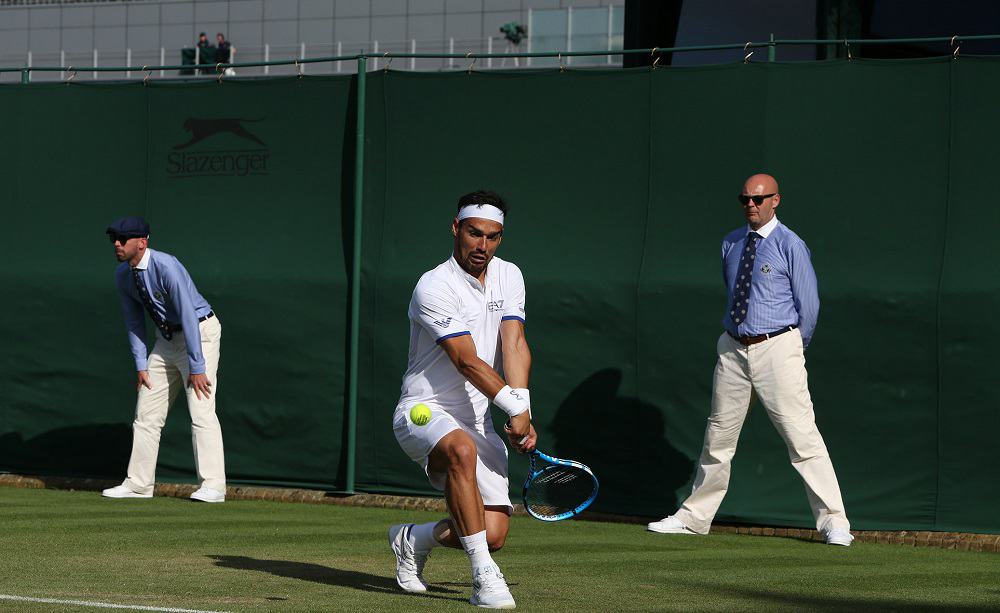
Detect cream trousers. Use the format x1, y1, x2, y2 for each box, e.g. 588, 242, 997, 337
674, 328, 850, 534
123, 316, 225, 494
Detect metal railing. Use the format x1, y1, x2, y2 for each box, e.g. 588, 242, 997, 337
4, 34, 1000, 84
4, 34, 998, 493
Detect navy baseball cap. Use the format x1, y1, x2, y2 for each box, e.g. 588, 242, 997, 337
106, 216, 150, 239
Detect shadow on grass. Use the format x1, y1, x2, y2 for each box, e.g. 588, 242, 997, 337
208, 555, 463, 601
698, 583, 1000, 612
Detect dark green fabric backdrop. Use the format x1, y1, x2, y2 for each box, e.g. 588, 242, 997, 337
0, 77, 353, 490
2, 59, 998, 533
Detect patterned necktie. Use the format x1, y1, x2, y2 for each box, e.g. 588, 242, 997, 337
730, 231, 761, 326
132, 268, 173, 340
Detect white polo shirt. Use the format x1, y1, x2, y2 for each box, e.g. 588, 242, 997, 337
397, 254, 526, 425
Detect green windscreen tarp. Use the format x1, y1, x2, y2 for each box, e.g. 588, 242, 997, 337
0, 77, 353, 490
2, 58, 999, 533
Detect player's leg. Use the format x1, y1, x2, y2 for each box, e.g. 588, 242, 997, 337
179, 317, 226, 501
386, 429, 487, 595
432, 506, 510, 551
751, 329, 852, 544
110, 342, 182, 497
660, 332, 753, 534
431, 429, 487, 536
389, 407, 467, 593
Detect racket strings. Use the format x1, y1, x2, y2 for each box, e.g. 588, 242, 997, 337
524, 465, 595, 519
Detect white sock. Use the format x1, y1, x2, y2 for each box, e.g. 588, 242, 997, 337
408, 521, 441, 553
459, 530, 495, 573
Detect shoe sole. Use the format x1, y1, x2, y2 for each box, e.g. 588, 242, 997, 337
190, 496, 225, 503
646, 526, 697, 535
388, 525, 428, 593
102, 492, 152, 499
470, 597, 516, 609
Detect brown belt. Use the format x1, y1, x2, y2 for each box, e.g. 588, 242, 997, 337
727, 325, 797, 346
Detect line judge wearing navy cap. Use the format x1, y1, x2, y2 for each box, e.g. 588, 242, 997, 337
102, 216, 226, 503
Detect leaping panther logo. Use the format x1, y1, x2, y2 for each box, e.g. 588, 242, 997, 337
173, 118, 266, 150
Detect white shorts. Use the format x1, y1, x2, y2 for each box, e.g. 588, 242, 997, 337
393, 403, 512, 513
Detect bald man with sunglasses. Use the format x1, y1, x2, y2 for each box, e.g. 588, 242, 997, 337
648, 173, 853, 546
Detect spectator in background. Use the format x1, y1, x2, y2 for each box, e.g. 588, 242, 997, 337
215, 33, 231, 64
196, 32, 212, 74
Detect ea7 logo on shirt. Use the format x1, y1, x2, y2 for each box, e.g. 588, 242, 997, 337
760, 263, 773, 274
487, 300, 505, 312
433, 317, 453, 328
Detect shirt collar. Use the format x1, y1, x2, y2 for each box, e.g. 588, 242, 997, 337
448, 254, 494, 291
748, 216, 780, 239
133, 248, 152, 271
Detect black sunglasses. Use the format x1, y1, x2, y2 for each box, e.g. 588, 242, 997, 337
738, 193, 776, 206
109, 234, 132, 245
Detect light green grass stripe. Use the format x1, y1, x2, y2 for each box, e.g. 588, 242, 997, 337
0, 595, 231, 613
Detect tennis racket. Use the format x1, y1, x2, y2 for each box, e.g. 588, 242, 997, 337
522, 450, 599, 522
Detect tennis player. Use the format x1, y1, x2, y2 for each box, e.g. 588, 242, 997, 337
388, 190, 536, 609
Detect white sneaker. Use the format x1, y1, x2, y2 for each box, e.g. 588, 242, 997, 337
470, 565, 515, 609
102, 485, 151, 499
647, 515, 698, 535
190, 487, 225, 503
825, 528, 854, 546
388, 524, 429, 593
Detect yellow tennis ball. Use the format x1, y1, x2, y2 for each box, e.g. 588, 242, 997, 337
410, 403, 432, 426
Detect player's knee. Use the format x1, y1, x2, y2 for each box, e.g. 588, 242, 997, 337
445, 440, 478, 473
486, 532, 507, 552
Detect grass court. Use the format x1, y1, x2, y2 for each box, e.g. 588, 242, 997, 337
1, 488, 998, 612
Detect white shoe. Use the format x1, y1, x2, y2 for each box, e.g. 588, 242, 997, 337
647, 515, 698, 535
388, 524, 429, 593
102, 485, 151, 499
470, 565, 515, 609
825, 528, 854, 546
190, 487, 225, 503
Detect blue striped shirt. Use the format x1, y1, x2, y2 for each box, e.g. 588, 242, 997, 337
721, 218, 819, 347
115, 248, 213, 373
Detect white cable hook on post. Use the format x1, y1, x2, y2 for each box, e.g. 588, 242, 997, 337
383, 51, 392, 73
651, 47, 660, 69
216, 63, 224, 83
65, 67, 76, 84
743, 42, 754, 63
142, 65, 151, 85
295, 59, 303, 79
558, 52, 565, 72
845, 38, 852, 61
467, 52, 477, 73
951, 35, 961, 59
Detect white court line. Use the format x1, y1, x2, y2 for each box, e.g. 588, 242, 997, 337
0, 594, 233, 613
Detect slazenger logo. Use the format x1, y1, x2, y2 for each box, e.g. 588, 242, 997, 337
166, 117, 270, 178
487, 299, 505, 312
760, 263, 772, 274
433, 317, 453, 328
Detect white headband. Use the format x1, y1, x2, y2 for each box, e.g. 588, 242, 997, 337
456, 204, 505, 225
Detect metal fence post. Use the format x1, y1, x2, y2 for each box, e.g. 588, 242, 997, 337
345, 54, 367, 494
768, 33, 776, 62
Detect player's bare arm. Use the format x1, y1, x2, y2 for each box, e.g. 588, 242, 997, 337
499, 319, 536, 453
438, 332, 532, 441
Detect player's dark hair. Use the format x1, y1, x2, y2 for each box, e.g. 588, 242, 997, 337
456, 190, 508, 218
